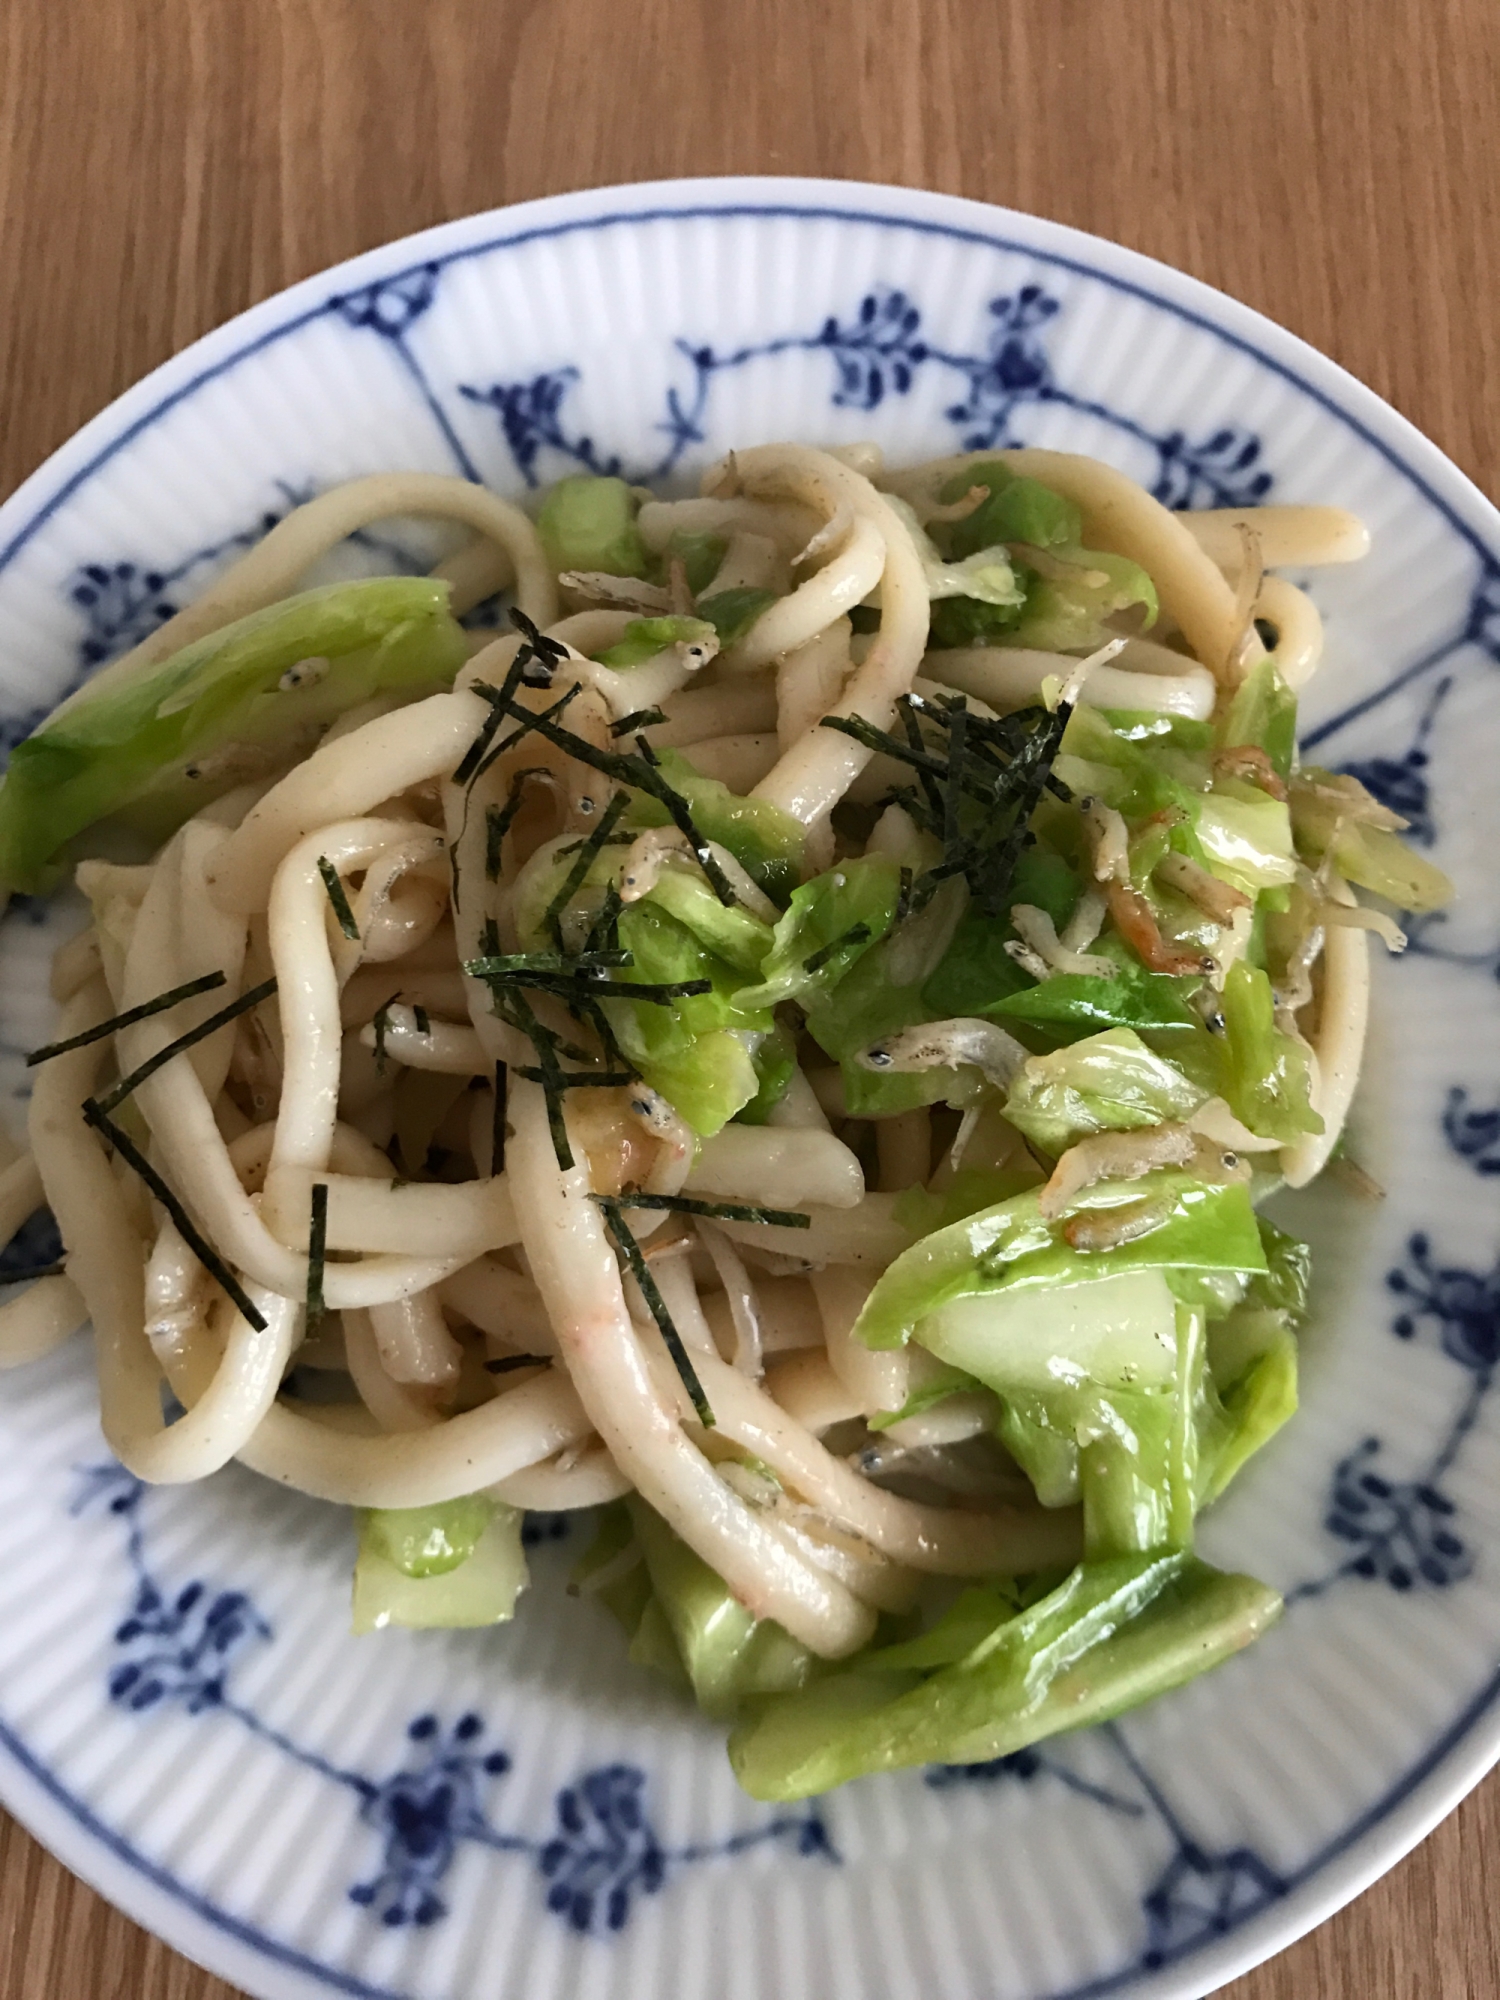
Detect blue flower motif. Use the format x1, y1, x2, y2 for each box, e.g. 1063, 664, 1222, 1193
72, 1462, 272, 1714
944, 284, 1060, 448
458, 371, 624, 486
331, 266, 441, 341
539, 1764, 666, 1935
68, 559, 179, 666
1142, 1844, 1285, 1968
108, 1578, 270, 1714
1152, 427, 1272, 511
1444, 1088, 1500, 1175
1388, 1232, 1500, 1373
349, 1713, 515, 1928
813, 288, 930, 413
1321, 1436, 1471, 1591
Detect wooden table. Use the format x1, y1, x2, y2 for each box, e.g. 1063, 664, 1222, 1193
2, 1, 1499, 1993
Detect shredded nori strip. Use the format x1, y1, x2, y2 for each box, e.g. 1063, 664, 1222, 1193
371, 991, 404, 1071
0, 1262, 66, 1284
584, 882, 625, 957
894, 865, 914, 927
466, 949, 633, 975
602, 1192, 811, 1229
500, 990, 575, 1169
491, 1061, 507, 1173
455, 634, 557, 786
317, 856, 360, 941
80, 1099, 267, 1331
453, 691, 511, 787
463, 962, 711, 1003
412, 1005, 431, 1036
471, 680, 583, 788
94, 976, 280, 1117
541, 790, 630, 944
569, 994, 639, 1079
944, 698, 968, 854
483, 694, 737, 905
803, 922, 871, 976
484, 1353, 551, 1374
483, 768, 549, 881
509, 606, 569, 672
610, 706, 668, 737
594, 1196, 714, 1426
306, 1181, 328, 1333
825, 695, 1074, 922
26, 970, 227, 1067
513, 1067, 637, 1088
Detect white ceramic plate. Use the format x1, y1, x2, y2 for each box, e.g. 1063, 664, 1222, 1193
0, 177, 1497, 2000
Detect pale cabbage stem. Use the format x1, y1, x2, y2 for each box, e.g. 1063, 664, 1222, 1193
727, 445, 930, 824
265, 820, 438, 1193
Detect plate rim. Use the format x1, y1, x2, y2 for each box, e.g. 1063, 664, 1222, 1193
1, 172, 1497, 2000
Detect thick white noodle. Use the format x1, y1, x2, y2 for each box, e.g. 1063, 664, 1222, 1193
238, 1367, 593, 1506
690, 1342, 1081, 1577
713, 1195, 914, 1269
506, 1079, 876, 1656
49, 927, 103, 1003
763, 1068, 833, 1132
675, 733, 779, 792
641, 676, 779, 749
720, 515, 885, 673
342, 839, 449, 968
927, 647, 1216, 721
124, 1023, 467, 1306
716, 446, 929, 824
262, 1168, 518, 1260
1254, 574, 1324, 690
440, 1258, 559, 1353
696, 1221, 763, 1375
763, 1350, 864, 1432
207, 691, 486, 914
1178, 506, 1370, 569
358, 1004, 487, 1075
0, 1276, 88, 1368
28, 981, 176, 1472
775, 618, 853, 753
263, 820, 437, 1221
368, 1289, 463, 1386
343, 1307, 442, 1432
0, 1154, 44, 1249
491, 1448, 631, 1510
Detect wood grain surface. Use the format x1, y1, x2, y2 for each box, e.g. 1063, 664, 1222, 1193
2, 1, 1498, 1994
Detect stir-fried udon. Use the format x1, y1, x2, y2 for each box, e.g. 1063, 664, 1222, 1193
0, 444, 1452, 1798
